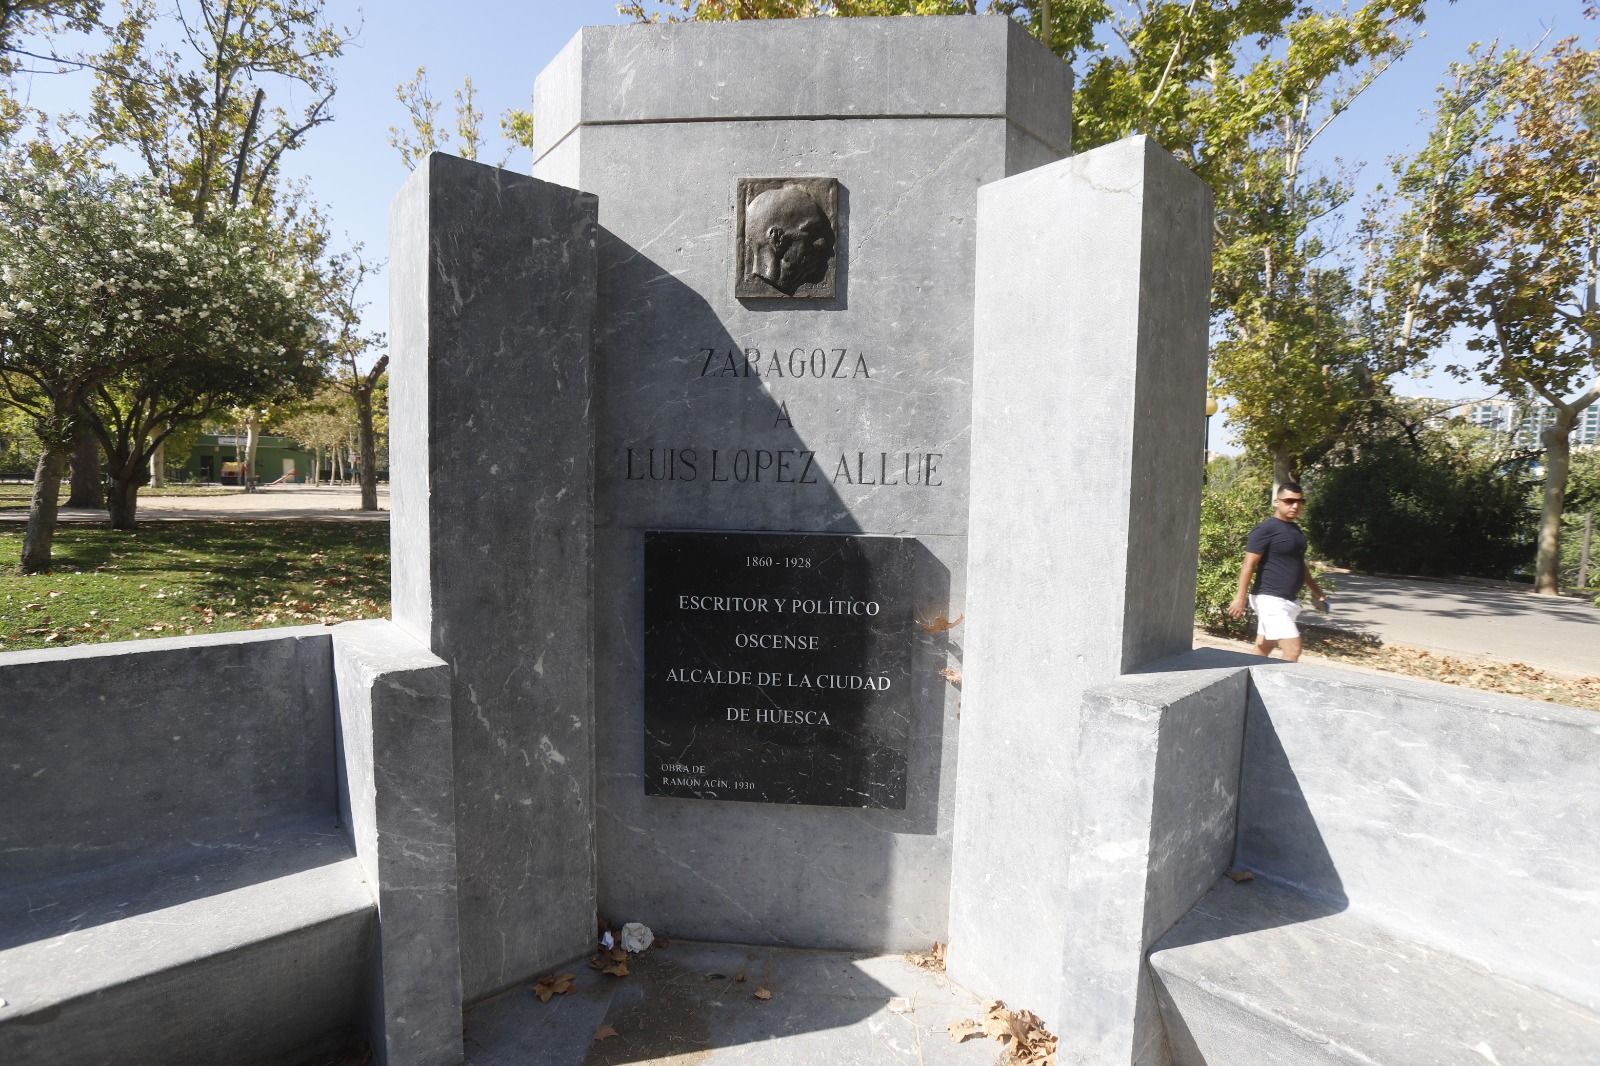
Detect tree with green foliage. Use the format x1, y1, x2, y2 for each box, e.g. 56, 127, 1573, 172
1559, 447, 1598, 594
0, 382, 40, 473
1305, 407, 1532, 578
0, 1, 102, 140
1392, 32, 1599, 594
0, 157, 323, 564
82, 0, 357, 494
1179, 1, 1429, 487
1194, 457, 1273, 636
389, 64, 535, 171
275, 381, 352, 484
322, 250, 385, 510
86, 0, 348, 220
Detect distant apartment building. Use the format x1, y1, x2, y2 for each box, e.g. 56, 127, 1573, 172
1425, 397, 1600, 450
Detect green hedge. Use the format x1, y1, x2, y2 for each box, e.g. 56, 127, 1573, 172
1305, 439, 1531, 578
1195, 460, 1273, 637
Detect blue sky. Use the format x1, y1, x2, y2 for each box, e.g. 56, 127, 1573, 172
11, 0, 1591, 438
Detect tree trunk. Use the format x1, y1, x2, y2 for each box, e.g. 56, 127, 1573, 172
150, 439, 166, 488
66, 421, 104, 509
106, 474, 142, 530
244, 414, 261, 493
1533, 421, 1573, 595
355, 392, 379, 511
1270, 447, 1296, 496
22, 445, 69, 573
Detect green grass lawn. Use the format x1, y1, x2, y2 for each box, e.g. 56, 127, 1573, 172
0, 481, 240, 505
0, 521, 388, 651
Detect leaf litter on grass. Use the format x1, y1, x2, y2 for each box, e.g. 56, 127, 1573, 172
1197, 626, 1600, 712
0, 521, 389, 650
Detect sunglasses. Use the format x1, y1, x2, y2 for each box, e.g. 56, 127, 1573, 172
1277, 497, 1305, 505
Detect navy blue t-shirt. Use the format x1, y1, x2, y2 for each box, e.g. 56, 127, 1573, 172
1246, 518, 1307, 599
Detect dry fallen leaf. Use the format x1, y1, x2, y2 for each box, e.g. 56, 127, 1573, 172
948, 1018, 981, 1043
533, 972, 576, 1002
917, 613, 965, 633
937, 665, 963, 685
908, 941, 947, 971
1226, 869, 1255, 883
734, 973, 746, 983
753, 987, 773, 1001
587, 945, 630, 976
593, 1024, 618, 1042
969, 1000, 1059, 1063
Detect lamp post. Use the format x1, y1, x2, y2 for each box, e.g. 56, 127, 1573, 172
1204, 395, 1219, 477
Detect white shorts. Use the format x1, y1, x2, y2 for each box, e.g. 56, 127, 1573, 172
1250, 594, 1302, 641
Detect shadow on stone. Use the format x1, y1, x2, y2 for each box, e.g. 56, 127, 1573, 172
1155, 674, 1348, 961
1234, 679, 1348, 909
593, 230, 956, 954
0, 824, 350, 951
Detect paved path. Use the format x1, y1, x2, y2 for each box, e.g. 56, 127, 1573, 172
1312, 572, 1599, 678
0, 485, 388, 523
461, 941, 1003, 1066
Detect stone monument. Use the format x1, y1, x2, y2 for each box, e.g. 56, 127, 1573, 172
392, 10, 1208, 1030
9, 16, 1593, 1066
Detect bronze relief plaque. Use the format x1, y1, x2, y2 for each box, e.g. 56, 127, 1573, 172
735, 177, 839, 300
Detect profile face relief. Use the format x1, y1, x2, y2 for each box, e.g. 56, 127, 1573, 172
744, 183, 835, 295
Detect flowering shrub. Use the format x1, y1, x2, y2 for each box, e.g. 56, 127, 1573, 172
0, 155, 322, 408
1, 152, 327, 552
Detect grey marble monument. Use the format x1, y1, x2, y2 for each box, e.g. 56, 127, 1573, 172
392, 11, 1210, 1029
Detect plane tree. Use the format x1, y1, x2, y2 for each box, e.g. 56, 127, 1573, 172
1396, 34, 1599, 594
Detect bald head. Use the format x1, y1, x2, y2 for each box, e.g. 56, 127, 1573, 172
744, 184, 835, 295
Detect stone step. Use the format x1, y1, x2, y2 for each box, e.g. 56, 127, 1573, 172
0, 822, 375, 1066
1148, 876, 1600, 1066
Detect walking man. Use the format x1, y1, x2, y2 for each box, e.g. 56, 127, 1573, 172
1227, 483, 1327, 661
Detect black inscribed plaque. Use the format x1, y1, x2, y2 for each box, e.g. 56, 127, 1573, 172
644, 530, 915, 809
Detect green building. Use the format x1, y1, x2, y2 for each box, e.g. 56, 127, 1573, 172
179, 433, 316, 485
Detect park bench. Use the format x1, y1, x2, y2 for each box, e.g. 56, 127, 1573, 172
0, 622, 457, 1066
1141, 665, 1600, 1064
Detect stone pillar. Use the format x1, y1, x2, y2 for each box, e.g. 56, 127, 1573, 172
389, 153, 598, 1001
948, 136, 1214, 1028
331, 620, 461, 1066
